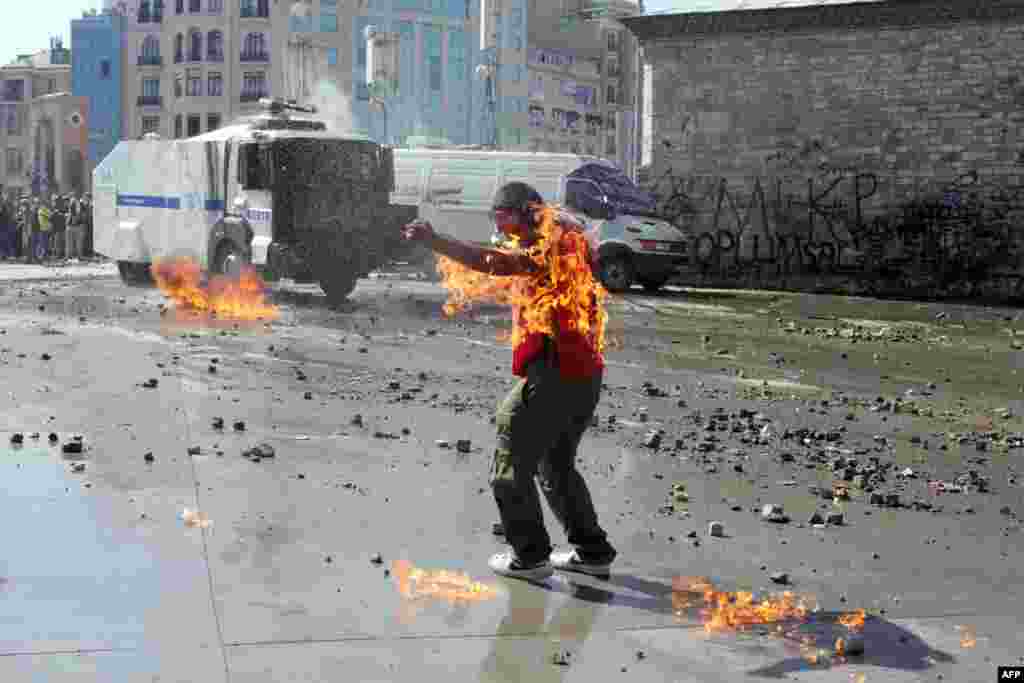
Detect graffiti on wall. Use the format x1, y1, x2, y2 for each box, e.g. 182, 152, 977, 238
643, 166, 1024, 290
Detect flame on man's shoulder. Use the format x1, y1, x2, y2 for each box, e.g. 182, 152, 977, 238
435, 205, 609, 353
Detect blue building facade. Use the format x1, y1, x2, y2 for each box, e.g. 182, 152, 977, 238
71, 13, 125, 167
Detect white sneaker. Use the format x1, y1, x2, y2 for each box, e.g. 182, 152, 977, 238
488, 551, 554, 581
550, 549, 612, 578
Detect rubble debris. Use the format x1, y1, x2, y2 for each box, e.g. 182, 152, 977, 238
41, 353, 51, 361
808, 512, 824, 525
141, 378, 159, 389
233, 421, 246, 432
144, 452, 155, 463
708, 521, 725, 538
826, 512, 845, 526
212, 417, 224, 430
243, 443, 276, 460
61, 440, 84, 455
351, 414, 364, 428
552, 650, 572, 667
187, 446, 201, 456
10, 433, 23, 444
304, 391, 313, 400
370, 553, 383, 565
208, 364, 217, 374
761, 504, 790, 523
643, 430, 663, 449
436, 440, 451, 449
181, 508, 211, 529
670, 483, 689, 503
48, 433, 58, 443
769, 571, 789, 585
456, 439, 472, 453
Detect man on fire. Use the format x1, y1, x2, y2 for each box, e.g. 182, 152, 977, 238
403, 182, 617, 581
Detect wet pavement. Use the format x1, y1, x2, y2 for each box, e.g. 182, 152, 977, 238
0, 267, 1021, 682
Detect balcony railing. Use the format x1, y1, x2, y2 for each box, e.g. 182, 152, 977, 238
138, 95, 163, 107
174, 52, 183, 64
240, 7, 269, 18
240, 52, 269, 63
138, 55, 163, 66
207, 52, 224, 63
1, 95, 25, 103
240, 92, 268, 102
188, 52, 203, 62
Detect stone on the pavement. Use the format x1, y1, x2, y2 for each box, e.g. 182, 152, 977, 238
708, 521, 725, 537
761, 504, 789, 523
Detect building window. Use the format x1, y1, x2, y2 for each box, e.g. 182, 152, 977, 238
187, 114, 201, 137
326, 48, 338, 66
139, 36, 161, 66
100, 59, 111, 79
142, 116, 160, 135
142, 78, 160, 98
174, 33, 184, 63
529, 74, 543, 100
208, 72, 223, 96
607, 30, 619, 52
1, 105, 19, 134
176, 0, 184, 14
241, 0, 268, 18
208, 0, 222, 12
154, 0, 164, 22
242, 33, 267, 61
606, 84, 617, 106
189, 0, 200, 11
207, 30, 223, 61
607, 55, 619, 78
448, 30, 465, 82
47, 79, 56, 94
241, 72, 267, 100
189, 30, 202, 61
320, 0, 338, 32
138, 0, 152, 22
207, 114, 221, 131
174, 114, 183, 138
2, 80, 25, 101
528, 105, 544, 128
6, 148, 23, 174
187, 73, 202, 96
425, 27, 441, 93
174, 75, 183, 98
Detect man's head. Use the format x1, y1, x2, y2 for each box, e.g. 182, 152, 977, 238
491, 182, 543, 245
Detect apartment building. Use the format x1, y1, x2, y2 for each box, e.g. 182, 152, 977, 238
0, 40, 90, 196
110, 0, 282, 140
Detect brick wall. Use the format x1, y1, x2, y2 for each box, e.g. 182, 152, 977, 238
628, 3, 1024, 301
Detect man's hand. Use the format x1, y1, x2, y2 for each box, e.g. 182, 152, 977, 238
402, 220, 435, 243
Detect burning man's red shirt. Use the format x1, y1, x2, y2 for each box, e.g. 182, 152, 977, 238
511, 218, 605, 380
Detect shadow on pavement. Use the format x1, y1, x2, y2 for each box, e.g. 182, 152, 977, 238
497, 572, 956, 680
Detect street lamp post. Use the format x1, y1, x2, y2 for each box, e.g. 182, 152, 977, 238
365, 26, 399, 146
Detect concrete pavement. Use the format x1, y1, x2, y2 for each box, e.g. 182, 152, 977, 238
0, 271, 1019, 682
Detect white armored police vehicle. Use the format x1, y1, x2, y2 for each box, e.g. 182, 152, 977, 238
92, 99, 417, 303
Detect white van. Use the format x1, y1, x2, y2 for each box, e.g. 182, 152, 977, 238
391, 148, 689, 292
391, 149, 599, 246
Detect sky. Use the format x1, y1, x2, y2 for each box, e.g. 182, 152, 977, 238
1, 0, 694, 68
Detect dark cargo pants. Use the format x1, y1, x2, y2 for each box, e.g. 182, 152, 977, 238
490, 349, 616, 567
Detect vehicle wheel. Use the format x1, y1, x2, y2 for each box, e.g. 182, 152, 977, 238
639, 276, 670, 293
118, 260, 154, 286
319, 269, 359, 306
599, 255, 634, 293
213, 241, 246, 279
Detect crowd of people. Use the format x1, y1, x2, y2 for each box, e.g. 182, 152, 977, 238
0, 192, 94, 264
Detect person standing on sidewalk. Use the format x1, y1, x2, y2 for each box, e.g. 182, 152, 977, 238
66, 195, 84, 260
50, 195, 67, 261
402, 182, 617, 582
0, 195, 13, 259
35, 198, 51, 263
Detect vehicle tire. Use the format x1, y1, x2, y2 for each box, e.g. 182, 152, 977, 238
319, 269, 359, 306
639, 276, 670, 293
118, 260, 154, 286
213, 241, 246, 279
599, 254, 634, 293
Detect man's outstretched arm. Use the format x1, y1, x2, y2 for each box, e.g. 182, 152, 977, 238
404, 221, 540, 277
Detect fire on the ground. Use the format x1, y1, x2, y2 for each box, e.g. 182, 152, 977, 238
152, 257, 278, 320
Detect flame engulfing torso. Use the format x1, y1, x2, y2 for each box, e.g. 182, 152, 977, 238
152, 257, 279, 321
435, 205, 608, 354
